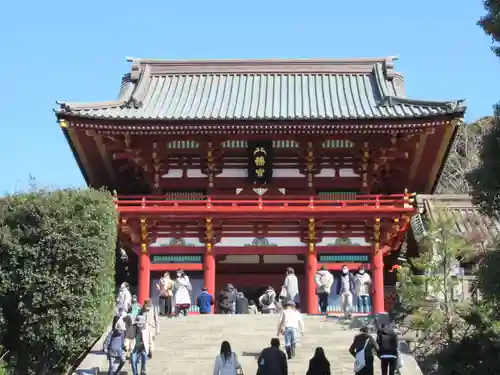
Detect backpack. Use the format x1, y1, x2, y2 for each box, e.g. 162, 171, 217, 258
262, 294, 271, 306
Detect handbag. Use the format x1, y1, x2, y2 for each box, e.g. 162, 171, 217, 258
353, 338, 370, 372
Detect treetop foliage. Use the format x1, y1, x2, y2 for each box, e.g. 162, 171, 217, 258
467, 104, 500, 219
0, 188, 117, 375
479, 0, 500, 57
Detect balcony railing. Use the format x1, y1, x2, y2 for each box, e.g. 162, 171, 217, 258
116, 194, 416, 216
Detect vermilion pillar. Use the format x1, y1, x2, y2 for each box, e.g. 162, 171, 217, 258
372, 218, 385, 314
204, 244, 216, 313
138, 243, 151, 305
138, 218, 151, 305
305, 243, 318, 314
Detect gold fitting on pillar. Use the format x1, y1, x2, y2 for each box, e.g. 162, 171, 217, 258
308, 242, 315, 254
205, 217, 213, 246
373, 217, 381, 255
207, 243, 212, 254
140, 217, 148, 254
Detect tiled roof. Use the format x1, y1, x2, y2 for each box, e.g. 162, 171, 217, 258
56, 57, 466, 121
415, 194, 500, 251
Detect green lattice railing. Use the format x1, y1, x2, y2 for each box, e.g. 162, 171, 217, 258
221, 140, 300, 148
167, 140, 200, 149
322, 140, 354, 148
163, 191, 205, 200
151, 255, 203, 264
317, 191, 358, 201
319, 254, 370, 262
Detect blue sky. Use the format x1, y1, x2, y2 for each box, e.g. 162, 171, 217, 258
1, 0, 498, 194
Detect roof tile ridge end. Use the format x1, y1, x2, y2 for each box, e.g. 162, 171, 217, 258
372, 64, 390, 104
384, 96, 467, 111
122, 65, 151, 109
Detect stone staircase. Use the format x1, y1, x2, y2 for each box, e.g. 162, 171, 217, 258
147, 314, 422, 375
76, 314, 423, 375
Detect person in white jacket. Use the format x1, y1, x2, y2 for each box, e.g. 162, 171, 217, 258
174, 269, 192, 316
314, 266, 334, 314
355, 266, 372, 313
283, 267, 300, 308
259, 286, 277, 314
116, 282, 132, 314
277, 301, 304, 359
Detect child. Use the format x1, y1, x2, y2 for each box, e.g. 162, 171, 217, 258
129, 315, 154, 375
248, 300, 259, 315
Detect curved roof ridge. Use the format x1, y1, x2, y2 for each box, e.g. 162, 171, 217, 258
55, 66, 151, 114
384, 96, 466, 111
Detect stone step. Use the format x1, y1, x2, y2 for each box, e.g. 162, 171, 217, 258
150, 315, 361, 375
75, 314, 423, 375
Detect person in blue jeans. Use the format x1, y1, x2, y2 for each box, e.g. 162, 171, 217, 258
130, 314, 154, 375
276, 301, 304, 359
355, 266, 372, 313
103, 315, 126, 375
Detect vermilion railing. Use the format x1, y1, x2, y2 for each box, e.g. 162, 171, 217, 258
116, 194, 416, 215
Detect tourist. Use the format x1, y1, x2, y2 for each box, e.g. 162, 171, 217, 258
213, 340, 243, 375
174, 269, 192, 316
130, 295, 141, 318
355, 266, 372, 313
376, 323, 399, 375
235, 292, 249, 314
196, 286, 214, 314
283, 267, 300, 309
305, 347, 331, 375
103, 315, 126, 375
256, 338, 288, 375
276, 301, 304, 359
348, 326, 379, 375
314, 266, 334, 315
141, 299, 160, 338
218, 283, 237, 314
129, 315, 154, 375
114, 308, 128, 332
336, 265, 356, 319
156, 271, 174, 317
259, 286, 277, 314
116, 282, 132, 313
248, 300, 259, 314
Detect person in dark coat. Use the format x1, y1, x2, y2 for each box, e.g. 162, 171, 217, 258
306, 347, 331, 375
103, 315, 126, 375
349, 326, 379, 375
376, 323, 399, 375
257, 337, 288, 375
218, 283, 237, 314
235, 292, 249, 314
196, 287, 214, 314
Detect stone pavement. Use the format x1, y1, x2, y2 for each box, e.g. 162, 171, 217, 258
76, 314, 423, 375
146, 314, 423, 375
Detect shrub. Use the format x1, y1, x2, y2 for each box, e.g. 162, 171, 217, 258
0, 188, 117, 375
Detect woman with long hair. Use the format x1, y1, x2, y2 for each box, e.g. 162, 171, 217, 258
306, 347, 331, 375
213, 341, 243, 375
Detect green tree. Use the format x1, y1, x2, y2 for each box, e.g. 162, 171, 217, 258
0, 188, 117, 375
395, 210, 474, 371
478, 0, 500, 57
467, 106, 500, 218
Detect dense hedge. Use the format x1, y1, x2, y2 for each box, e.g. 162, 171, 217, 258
0, 188, 117, 375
